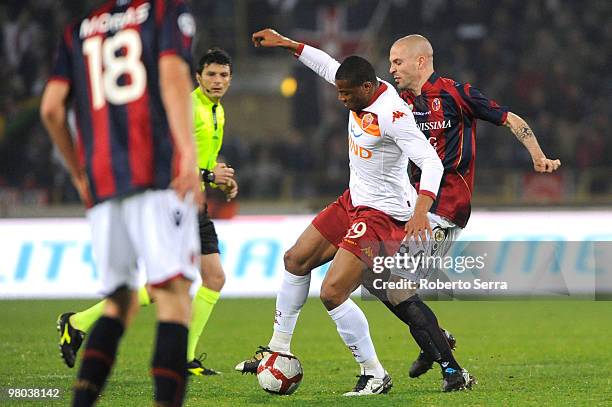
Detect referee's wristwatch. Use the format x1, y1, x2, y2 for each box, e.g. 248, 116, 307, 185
201, 169, 215, 184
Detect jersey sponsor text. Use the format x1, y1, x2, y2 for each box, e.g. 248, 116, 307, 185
417, 119, 452, 131
348, 136, 372, 159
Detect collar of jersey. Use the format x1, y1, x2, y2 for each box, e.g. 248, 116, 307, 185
354, 81, 388, 115
366, 81, 387, 107
194, 87, 220, 107
421, 72, 440, 93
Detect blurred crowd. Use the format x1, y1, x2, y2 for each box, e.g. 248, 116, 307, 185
0, 0, 610, 208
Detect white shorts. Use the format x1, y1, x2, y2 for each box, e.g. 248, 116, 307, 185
389, 213, 462, 281
87, 189, 200, 295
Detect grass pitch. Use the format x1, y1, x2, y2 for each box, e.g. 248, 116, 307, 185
0, 298, 610, 406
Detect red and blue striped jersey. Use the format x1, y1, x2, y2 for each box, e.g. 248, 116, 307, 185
401, 72, 508, 228
49, 0, 195, 205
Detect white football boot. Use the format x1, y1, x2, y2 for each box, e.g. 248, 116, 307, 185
343, 371, 393, 396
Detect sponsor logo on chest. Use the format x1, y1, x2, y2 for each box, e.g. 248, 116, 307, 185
416, 119, 452, 131
348, 135, 373, 159
347, 113, 381, 160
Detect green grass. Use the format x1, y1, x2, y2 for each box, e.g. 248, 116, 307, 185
0, 299, 611, 406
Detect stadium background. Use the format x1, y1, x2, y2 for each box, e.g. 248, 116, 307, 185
0, 1, 611, 406
1, 0, 611, 212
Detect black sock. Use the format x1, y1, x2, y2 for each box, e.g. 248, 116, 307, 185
382, 300, 440, 360
73, 316, 124, 407
393, 295, 461, 371
152, 322, 188, 407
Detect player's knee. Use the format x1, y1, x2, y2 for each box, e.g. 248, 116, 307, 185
386, 286, 417, 306
107, 285, 132, 309
216, 271, 226, 290
203, 269, 225, 292
394, 294, 428, 328
106, 286, 140, 324
153, 276, 192, 302
384, 275, 416, 306
152, 278, 192, 325
126, 296, 140, 321
320, 283, 348, 310
283, 248, 311, 276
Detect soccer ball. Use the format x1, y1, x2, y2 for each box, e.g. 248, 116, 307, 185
256, 352, 303, 395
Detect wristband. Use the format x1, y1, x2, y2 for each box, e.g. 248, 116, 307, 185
200, 169, 215, 184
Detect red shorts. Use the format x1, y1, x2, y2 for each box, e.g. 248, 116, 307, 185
312, 189, 406, 268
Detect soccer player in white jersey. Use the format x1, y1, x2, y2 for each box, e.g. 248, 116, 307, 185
235, 28, 445, 396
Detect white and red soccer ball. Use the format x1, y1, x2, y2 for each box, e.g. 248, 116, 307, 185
256, 352, 303, 395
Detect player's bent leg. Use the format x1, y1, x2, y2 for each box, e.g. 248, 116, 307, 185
236, 224, 337, 374
273, 225, 337, 339
73, 198, 141, 406
362, 273, 458, 379
272, 225, 337, 347
103, 288, 140, 325
284, 224, 338, 276
379, 224, 464, 382
130, 190, 199, 405
392, 294, 475, 391
187, 253, 224, 376
322, 249, 392, 396
58, 286, 151, 369
319, 248, 364, 311
150, 276, 192, 407
73, 287, 135, 406
383, 275, 447, 376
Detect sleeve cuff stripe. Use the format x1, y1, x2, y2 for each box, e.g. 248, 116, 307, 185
159, 50, 178, 58
48, 76, 70, 84
500, 111, 509, 125
419, 190, 437, 201
294, 43, 305, 57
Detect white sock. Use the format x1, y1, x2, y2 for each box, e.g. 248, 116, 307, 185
328, 299, 385, 378
360, 355, 385, 378
268, 271, 311, 352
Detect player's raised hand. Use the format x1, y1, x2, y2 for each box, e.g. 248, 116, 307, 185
252, 29, 299, 51
533, 156, 561, 173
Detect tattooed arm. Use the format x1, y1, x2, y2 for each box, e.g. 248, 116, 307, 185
504, 112, 561, 173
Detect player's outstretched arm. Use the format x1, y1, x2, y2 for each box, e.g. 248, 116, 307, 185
40, 81, 93, 206
160, 54, 204, 207
504, 112, 561, 173
252, 29, 300, 52
252, 28, 340, 85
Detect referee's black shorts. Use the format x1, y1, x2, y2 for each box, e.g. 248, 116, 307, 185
198, 205, 219, 255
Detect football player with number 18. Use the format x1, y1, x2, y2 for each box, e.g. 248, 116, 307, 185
40, 1, 201, 406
